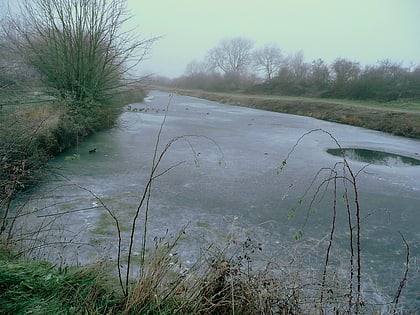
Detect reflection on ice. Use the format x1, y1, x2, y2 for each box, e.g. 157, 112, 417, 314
326, 148, 420, 167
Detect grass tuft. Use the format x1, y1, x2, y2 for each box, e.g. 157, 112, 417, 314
0, 245, 121, 315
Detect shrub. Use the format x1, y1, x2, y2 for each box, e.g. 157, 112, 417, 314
3, 0, 157, 132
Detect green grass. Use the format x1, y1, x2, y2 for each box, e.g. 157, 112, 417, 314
0, 245, 122, 315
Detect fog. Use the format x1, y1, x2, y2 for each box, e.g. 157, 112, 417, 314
126, 0, 420, 78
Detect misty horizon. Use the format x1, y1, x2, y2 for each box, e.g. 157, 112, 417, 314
126, 0, 420, 78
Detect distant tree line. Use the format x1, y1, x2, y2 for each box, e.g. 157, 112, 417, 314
170, 37, 420, 101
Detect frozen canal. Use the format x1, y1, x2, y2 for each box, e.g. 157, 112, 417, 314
15, 90, 420, 311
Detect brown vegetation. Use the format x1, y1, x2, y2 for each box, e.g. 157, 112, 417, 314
173, 89, 420, 139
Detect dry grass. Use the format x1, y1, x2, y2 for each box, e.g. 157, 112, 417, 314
18, 102, 63, 132
122, 233, 305, 315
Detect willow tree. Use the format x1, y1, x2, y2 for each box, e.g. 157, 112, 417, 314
3, 0, 158, 130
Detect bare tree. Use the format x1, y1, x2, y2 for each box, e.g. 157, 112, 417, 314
2, 0, 158, 108
207, 37, 254, 75
331, 58, 361, 96
332, 58, 360, 82
287, 50, 310, 82
309, 58, 331, 90
252, 43, 283, 80
184, 60, 209, 77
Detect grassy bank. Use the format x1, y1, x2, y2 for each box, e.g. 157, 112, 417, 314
0, 85, 146, 231
0, 234, 360, 314
0, 234, 306, 314
0, 245, 121, 314
172, 89, 420, 139
0, 86, 146, 313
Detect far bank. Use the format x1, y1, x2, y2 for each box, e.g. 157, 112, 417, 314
166, 88, 420, 139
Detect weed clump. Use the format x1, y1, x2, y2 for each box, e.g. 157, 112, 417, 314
121, 233, 304, 315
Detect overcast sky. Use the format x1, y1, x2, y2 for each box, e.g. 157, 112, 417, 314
127, 0, 419, 78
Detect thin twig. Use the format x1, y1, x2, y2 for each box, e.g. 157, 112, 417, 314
320, 172, 338, 308
392, 232, 410, 313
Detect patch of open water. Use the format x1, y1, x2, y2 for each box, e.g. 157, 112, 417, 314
327, 148, 420, 167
